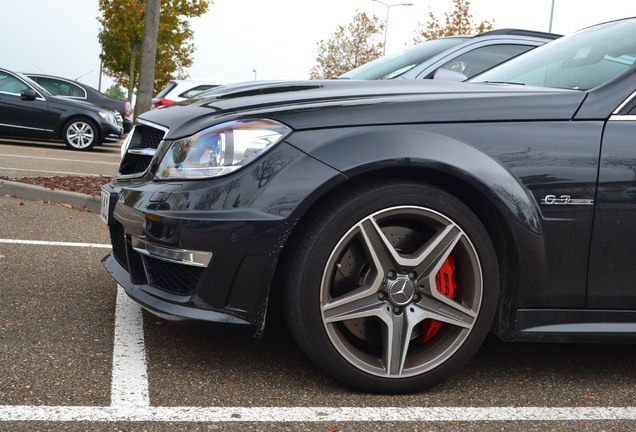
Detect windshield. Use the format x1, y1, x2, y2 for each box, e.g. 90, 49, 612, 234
154, 81, 178, 99
471, 18, 636, 90
340, 37, 468, 80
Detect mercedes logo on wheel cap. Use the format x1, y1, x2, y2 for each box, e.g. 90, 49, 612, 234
387, 276, 416, 306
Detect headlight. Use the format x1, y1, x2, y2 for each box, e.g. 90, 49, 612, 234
155, 119, 291, 180
99, 111, 117, 125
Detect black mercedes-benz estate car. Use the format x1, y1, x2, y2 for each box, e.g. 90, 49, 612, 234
102, 18, 636, 393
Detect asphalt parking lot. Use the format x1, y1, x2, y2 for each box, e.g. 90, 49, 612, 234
0, 138, 120, 178
1, 140, 636, 431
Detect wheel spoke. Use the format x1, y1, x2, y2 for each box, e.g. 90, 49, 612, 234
416, 293, 476, 329
414, 224, 463, 278
358, 217, 399, 273
360, 212, 464, 278
323, 289, 388, 323
383, 311, 412, 375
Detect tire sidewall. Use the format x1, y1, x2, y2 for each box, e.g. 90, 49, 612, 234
283, 180, 499, 393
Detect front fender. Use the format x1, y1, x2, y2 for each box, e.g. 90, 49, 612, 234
288, 126, 542, 236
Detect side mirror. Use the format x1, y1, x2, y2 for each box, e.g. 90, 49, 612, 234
432, 68, 468, 82
20, 88, 38, 101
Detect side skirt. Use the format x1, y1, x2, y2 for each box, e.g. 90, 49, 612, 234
501, 309, 636, 343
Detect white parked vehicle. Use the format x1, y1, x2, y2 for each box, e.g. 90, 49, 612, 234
152, 79, 231, 109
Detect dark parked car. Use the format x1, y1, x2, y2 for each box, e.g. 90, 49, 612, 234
340, 28, 560, 81
0, 68, 122, 150
102, 18, 636, 393
27, 73, 132, 133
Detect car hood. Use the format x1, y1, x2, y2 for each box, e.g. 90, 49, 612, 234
139, 79, 587, 139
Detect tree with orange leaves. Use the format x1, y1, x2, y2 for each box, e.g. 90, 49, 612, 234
97, 0, 209, 102
310, 11, 385, 80
414, 0, 493, 42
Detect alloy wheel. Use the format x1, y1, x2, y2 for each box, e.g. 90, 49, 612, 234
65, 121, 95, 149
320, 205, 483, 378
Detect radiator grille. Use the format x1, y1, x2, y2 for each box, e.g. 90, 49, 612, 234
118, 123, 166, 177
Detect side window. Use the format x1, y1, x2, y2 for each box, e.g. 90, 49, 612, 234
37, 78, 86, 98
0, 73, 29, 95
432, 44, 534, 79
33, 77, 59, 95
66, 82, 86, 98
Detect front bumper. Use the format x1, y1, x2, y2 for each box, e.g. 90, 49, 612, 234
101, 121, 123, 143
101, 181, 286, 327
102, 252, 251, 325
101, 142, 344, 328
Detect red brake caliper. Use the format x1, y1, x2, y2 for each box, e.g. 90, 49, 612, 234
421, 255, 457, 344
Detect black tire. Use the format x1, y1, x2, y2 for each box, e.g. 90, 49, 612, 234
282, 180, 499, 393
63, 118, 98, 150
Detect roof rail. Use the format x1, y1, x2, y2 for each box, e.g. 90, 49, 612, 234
478, 28, 561, 39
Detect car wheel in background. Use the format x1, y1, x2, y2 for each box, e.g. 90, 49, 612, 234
282, 180, 499, 393
63, 119, 98, 150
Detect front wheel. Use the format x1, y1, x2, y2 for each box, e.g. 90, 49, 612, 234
63, 119, 98, 150
282, 180, 499, 393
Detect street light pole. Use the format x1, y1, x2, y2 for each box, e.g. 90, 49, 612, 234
548, 0, 556, 32
372, 0, 413, 55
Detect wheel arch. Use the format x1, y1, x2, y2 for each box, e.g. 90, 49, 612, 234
274, 128, 539, 337
276, 167, 516, 335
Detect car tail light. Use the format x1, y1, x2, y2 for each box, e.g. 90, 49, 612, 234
152, 98, 176, 109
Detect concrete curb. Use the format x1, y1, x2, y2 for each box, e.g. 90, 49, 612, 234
0, 179, 101, 213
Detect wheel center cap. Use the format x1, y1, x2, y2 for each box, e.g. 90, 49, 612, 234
387, 276, 416, 306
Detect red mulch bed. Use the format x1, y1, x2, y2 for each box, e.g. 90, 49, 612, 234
0, 175, 113, 196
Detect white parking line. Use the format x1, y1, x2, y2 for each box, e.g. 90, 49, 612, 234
111, 286, 150, 407
0, 166, 109, 176
0, 153, 119, 165
1, 406, 636, 422
3, 239, 636, 424
0, 239, 111, 248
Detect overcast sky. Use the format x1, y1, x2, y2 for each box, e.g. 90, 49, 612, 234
2, 0, 634, 92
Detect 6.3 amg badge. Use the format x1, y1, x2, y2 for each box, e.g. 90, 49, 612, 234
541, 195, 594, 206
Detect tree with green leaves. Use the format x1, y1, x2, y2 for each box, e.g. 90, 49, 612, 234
97, 0, 209, 102
310, 11, 384, 79
104, 85, 127, 101
414, 0, 493, 42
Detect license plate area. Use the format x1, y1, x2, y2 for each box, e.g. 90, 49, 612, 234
100, 187, 110, 224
